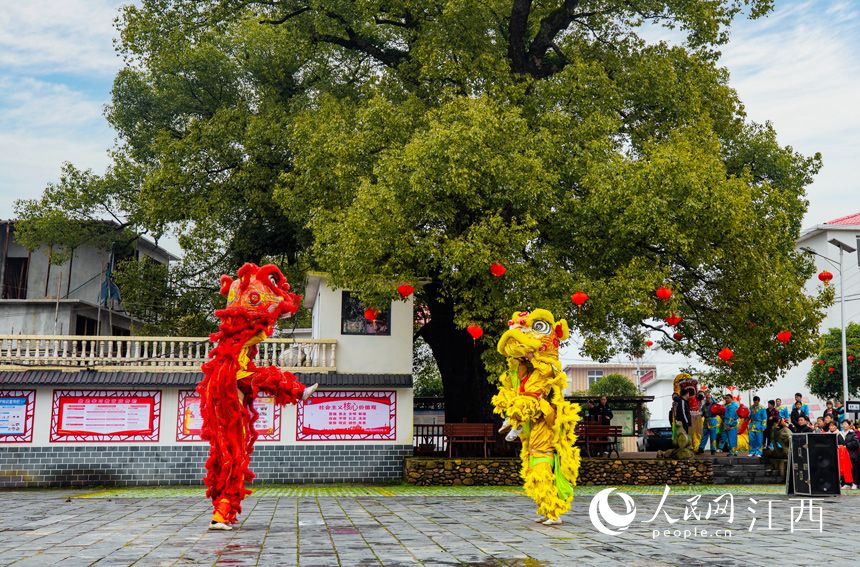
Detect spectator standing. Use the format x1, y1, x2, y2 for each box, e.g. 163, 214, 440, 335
722, 394, 740, 456
794, 393, 809, 416
835, 401, 846, 424
765, 400, 778, 449
790, 401, 807, 430
776, 398, 790, 422
794, 415, 813, 433
842, 420, 860, 490
823, 400, 837, 422
674, 389, 692, 433
748, 396, 767, 457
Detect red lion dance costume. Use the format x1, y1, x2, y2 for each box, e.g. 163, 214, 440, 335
199, 262, 317, 530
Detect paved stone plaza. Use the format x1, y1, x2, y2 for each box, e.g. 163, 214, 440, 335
0, 486, 852, 566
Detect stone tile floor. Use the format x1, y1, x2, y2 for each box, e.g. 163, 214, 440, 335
0, 485, 853, 566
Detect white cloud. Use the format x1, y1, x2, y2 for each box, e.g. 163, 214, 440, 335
720, 2, 860, 225
0, 0, 126, 75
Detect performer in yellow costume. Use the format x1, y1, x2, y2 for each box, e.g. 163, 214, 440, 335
492, 309, 581, 525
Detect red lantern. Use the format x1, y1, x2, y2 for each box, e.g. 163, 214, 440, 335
664, 313, 682, 327
655, 287, 673, 301
570, 291, 589, 307
818, 270, 833, 284
396, 284, 415, 298
645, 340, 654, 347
818, 359, 825, 365
363, 308, 378, 322
490, 262, 506, 277
828, 367, 835, 374
466, 324, 483, 340
776, 330, 792, 344
850, 355, 856, 362
718, 347, 734, 362
673, 332, 683, 341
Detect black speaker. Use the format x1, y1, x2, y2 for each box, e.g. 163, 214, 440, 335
807, 434, 840, 494
786, 433, 840, 496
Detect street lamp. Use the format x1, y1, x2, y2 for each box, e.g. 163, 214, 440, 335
830, 238, 857, 407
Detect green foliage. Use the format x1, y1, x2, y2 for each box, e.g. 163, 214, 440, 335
13, 0, 826, 400
805, 324, 860, 401
588, 373, 640, 397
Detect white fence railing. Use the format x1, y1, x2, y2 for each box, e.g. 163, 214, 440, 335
0, 335, 336, 373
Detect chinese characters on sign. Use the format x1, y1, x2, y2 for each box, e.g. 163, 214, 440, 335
297, 391, 396, 441
175, 390, 281, 441
50, 390, 161, 442
0, 390, 35, 443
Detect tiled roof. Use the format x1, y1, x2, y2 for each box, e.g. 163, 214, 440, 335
825, 212, 860, 225
0, 371, 412, 388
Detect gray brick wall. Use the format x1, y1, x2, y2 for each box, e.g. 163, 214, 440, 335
0, 444, 412, 488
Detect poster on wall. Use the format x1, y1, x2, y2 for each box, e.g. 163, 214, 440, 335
50, 390, 161, 442
0, 390, 36, 443
296, 391, 396, 441
176, 390, 281, 442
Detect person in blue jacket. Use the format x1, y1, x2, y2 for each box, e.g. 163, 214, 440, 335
776, 398, 790, 422
722, 394, 740, 456
695, 392, 719, 455
748, 396, 767, 457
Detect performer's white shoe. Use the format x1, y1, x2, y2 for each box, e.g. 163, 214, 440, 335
542, 518, 563, 526
302, 383, 318, 401
505, 426, 522, 442
498, 418, 512, 434
534, 516, 549, 523
209, 521, 232, 531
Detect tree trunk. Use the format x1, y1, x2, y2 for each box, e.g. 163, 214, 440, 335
419, 284, 496, 423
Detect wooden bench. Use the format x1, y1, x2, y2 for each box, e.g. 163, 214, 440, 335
444, 423, 495, 458
575, 424, 622, 458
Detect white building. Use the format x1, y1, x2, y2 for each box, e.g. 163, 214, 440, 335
0, 220, 176, 335
0, 272, 414, 486
755, 212, 860, 414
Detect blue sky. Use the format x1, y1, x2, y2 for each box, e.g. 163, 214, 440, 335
0, 0, 858, 239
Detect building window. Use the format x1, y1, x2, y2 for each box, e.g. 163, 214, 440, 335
587, 369, 604, 388
2, 257, 28, 299
340, 291, 390, 336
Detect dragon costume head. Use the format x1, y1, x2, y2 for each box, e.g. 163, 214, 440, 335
215, 263, 301, 337
497, 308, 569, 360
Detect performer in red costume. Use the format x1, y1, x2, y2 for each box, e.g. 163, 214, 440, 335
199, 262, 317, 530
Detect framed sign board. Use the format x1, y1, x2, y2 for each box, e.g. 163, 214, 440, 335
297, 391, 396, 441
0, 390, 36, 443
50, 390, 161, 442
176, 390, 281, 442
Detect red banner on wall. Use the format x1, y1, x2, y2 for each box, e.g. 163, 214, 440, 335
296, 391, 396, 441
50, 390, 161, 442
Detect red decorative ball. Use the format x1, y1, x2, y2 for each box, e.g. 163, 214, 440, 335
818, 270, 833, 283
645, 340, 654, 347
466, 324, 483, 340
655, 287, 673, 301
849, 355, 856, 362
828, 367, 835, 373
776, 330, 792, 344
737, 405, 750, 419
673, 332, 683, 341
571, 291, 589, 307
396, 284, 414, 298
363, 308, 378, 322
818, 359, 825, 365
718, 347, 734, 362
490, 262, 506, 277
664, 313, 682, 327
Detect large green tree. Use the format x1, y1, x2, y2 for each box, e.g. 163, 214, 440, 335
806, 324, 860, 401
17, 1, 829, 421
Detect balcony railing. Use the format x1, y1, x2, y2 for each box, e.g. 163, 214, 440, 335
0, 335, 336, 373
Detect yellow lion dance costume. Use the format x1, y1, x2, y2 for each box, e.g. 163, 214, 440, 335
492, 309, 581, 525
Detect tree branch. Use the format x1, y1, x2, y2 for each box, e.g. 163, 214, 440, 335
259, 6, 310, 25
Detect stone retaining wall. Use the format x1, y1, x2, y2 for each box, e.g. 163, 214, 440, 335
404, 457, 713, 486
